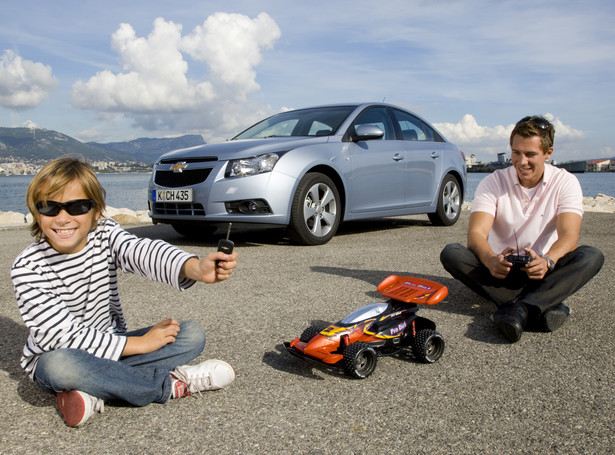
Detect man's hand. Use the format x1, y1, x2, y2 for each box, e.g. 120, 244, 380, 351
487, 247, 516, 279
520, 247, 549, 280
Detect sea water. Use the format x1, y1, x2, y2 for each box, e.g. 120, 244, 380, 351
1, 171, 614, 214
0, 173, 152, 213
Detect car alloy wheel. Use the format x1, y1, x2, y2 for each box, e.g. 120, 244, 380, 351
428, 174, 461, 226
288, 172, 341, 245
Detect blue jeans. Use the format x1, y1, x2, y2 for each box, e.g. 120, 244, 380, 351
440, 244, 604, 316
33, 320, 206, 406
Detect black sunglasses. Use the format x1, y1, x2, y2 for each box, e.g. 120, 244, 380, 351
517, 116, 550, 130
35, 199, 96, 217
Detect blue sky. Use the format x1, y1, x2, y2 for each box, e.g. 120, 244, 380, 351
1, 0, 614, 162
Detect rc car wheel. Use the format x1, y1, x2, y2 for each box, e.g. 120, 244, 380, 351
299, 323, 328, 343
343, 342, 378, 379
287, 172, 341, 245
428, 174, 461, 226
411, 329, 445, 363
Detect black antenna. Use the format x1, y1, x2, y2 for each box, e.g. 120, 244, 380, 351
513, 229, 520, 253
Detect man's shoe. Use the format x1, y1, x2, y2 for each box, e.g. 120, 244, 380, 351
492, 302, 528, 343
541, 303, 571, 332
56, 390, 104, 427
170, 359, 235, 398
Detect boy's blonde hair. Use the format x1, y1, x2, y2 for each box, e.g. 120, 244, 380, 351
26, 157, 106, 240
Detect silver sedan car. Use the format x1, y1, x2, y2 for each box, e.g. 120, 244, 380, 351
148, 103, 466, 245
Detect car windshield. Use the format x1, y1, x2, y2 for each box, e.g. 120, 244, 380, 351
232, 106, 356, 140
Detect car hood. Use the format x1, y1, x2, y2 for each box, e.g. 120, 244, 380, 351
156, 136, 333, 162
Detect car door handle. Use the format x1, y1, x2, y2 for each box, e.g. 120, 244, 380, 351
393, 153, 404, 161
430, 151, 440, 159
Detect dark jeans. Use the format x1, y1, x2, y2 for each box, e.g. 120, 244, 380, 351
440, 244, 604, 316
33, 320, 206, 406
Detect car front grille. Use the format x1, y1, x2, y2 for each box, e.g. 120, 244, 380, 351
154, 168, 212, 188
152, 202, 205, 216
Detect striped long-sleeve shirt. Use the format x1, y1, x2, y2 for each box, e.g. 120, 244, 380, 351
11, 218, 197, 379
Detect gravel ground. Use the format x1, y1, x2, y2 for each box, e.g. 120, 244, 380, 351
1, 212, 613, 455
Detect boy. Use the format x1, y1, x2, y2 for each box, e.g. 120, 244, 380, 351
11, 157, 239, 426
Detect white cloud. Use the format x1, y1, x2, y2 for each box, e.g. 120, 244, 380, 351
181, 12, 280, 100
22, 120, 39, 129
71, 13, 281, 137
0, 50, 58, 110
435, 114, 509, 144
435, 113, 586, 160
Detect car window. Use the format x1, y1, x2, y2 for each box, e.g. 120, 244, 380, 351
233, 106, 356, 139
308, 121, 334, 136
392, 109, 428, 141
351, 107, 394, 140
253, 119, 299, 138
423, 122, 446, 142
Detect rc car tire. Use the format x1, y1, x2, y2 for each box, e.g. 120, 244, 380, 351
411, 329, 445, 363
299, 323, 328, 343
343, 342, 378, 379
428, 174, 462, 226
287, 172, 341, 245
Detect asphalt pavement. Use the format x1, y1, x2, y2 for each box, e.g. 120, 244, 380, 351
1, 212, 613, 454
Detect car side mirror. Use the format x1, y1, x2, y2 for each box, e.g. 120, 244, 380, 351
351, 125, 384, 142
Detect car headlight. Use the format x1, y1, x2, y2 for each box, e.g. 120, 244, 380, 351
225, 153, 280, 177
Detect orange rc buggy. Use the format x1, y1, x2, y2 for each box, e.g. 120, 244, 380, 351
285, 275, 447, 379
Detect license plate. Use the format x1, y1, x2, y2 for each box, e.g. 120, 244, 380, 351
152, 189, 193, 202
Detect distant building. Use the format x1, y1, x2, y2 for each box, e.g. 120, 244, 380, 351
466, 152, 512, 173
586, 159, 612, 172
465, 154, 477, 167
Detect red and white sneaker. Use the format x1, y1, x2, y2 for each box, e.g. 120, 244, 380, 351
56, 390, 104, 427
170, 359, 235, 398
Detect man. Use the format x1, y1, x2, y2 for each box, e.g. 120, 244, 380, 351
440, 116, 604, 343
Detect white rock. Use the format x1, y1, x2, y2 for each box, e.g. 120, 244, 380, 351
0, 211, 27, 225
102, 206, 151, 224
1, 206, 152, 227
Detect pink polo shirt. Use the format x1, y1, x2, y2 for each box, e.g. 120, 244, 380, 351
471, 163, 583, 256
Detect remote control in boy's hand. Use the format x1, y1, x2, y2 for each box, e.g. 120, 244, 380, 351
217, 223, 234, 255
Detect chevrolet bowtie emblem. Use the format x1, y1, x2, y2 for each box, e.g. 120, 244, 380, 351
170, 162, 188, 173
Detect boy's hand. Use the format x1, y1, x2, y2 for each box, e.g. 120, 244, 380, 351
182, 251, 238, 283
123, 318, 180, 356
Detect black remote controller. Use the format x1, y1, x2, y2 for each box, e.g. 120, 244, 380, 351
505, 229, 530, 265
505, 254, 531, 265
217, 223, 234, 255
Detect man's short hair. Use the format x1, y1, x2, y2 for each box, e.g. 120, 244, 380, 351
510, 116, 555, 154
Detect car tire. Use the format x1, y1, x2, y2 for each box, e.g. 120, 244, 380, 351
343, 342, 378, 379
287, 173, 341, 245
411, 329, 445, 363
299, 323, 329, 343
171, 222, 217, 239
428, 174, 462, 226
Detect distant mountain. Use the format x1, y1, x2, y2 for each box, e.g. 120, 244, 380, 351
0, 127, 205, 165
88, 135, 205, 165
0, 127, 130, 163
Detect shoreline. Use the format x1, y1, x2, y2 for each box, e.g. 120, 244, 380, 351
0, 206, 151, 228
1, 194, 614, 229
